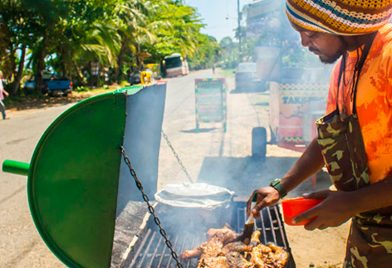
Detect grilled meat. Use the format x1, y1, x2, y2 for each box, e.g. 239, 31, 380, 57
250, 230, 262, 245
266, 243, 289, 268
198, 256, 229, 268
181, 226, 289, 268
248, 243, 289, 268
181, 238, 223, 260
249, 244, 271, 267
181, 247, 203, 259
206, 225, 239, 244
181, 225, 235, 260
222, 241, 253, 255
226, 252, 253, 268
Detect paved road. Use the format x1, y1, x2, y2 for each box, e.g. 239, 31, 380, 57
0, 69, 344, 267
0, 105, 74, 267
158, 70, 300, 195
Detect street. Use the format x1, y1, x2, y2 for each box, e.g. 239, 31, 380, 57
0, 69, 349, 267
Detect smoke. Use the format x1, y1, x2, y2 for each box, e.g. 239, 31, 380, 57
110, 4, 338, 264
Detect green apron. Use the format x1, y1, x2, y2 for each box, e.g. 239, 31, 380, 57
316, 36, 392, 268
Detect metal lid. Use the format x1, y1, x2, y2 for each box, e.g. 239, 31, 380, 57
155, 183, 234, 209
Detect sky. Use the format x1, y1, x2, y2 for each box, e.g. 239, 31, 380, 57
186, 0, 255, 42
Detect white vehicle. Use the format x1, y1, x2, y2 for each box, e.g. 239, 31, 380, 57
162, 53, 189, 77
235, 62, 258, 90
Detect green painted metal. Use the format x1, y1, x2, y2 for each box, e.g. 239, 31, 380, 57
2, 160, 30, 176
27, 91, 126, 268
115, 85, 143, 95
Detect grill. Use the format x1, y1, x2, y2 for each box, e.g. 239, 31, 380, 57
112, 202, 296, 268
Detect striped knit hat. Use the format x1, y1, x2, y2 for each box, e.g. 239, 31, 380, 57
286, 0, 392, 36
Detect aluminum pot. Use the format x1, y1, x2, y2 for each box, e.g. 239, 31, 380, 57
155, 183, 235, 232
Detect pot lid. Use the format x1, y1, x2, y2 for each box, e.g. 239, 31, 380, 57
155, 183, 234, 209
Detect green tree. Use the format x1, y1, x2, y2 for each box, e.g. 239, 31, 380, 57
0, 0, 43, 93
142, 2, 205, 62
188, 35, 220, 70
0, 0, 223, 93
220, 37, 238, 69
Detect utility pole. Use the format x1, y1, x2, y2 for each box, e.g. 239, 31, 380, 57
237, 0, 242, 61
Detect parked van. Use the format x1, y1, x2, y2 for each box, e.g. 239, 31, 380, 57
162, 53, 189, 78
235, 62, 257, 91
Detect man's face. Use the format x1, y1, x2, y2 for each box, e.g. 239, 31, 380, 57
293, 25, 346, 63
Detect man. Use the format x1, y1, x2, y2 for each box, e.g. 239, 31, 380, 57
0, 71, 9, 120
248, 0, 392, 267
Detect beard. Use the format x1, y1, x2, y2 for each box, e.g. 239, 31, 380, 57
319, 53, 343, 64
317, 45, 345, 64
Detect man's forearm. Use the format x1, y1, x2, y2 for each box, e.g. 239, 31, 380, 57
281, 138, 324, 193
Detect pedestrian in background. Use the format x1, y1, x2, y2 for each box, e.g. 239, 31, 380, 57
0, 71, 9, 120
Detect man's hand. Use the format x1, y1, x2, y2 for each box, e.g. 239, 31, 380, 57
246, 187, 280, 217
294, 190, 357, 230
3, 90, 9, 97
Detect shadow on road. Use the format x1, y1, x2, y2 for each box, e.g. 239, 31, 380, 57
7, 95, 79, 111
254, 101, 269, 107
230, 86, 268, 94
230, 89, 261, 94
197, 156, 332, 199
181, 128, 218, 133
6, 90, 114, 112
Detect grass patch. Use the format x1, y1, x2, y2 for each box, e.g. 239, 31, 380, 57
219, 68, 235, 78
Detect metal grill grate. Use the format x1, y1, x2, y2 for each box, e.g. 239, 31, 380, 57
127, 229, 204, 268
121, 203, 295, 268
240, 205, 289, 249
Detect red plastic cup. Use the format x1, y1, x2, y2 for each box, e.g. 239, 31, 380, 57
281, 197, 323, 226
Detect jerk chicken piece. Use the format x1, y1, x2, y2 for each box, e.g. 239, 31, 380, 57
181, 225, 239, 267
181, 225, 289, 268
180, 247, 203, 260
249, 243, 271, 267
221, 229, 259, 255
206, 225, 239, 244
181, 225, 238, 260
250, 230, 262, 245
247, 231, 269, 268
249, 243, 289, 268
195, 238, 227, 268
197, 256, 229, 268
221, 241, 253, 255
266, 243, 290, 268
226, 252, 254, 268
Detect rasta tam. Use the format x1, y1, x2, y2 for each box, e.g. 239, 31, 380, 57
286, 0, 392, 35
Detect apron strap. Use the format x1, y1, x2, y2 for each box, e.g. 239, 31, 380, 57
336, 53, 346, 111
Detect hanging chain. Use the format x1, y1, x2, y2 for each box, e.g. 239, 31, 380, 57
120, 146, 184, 268
161, 130, 194, 183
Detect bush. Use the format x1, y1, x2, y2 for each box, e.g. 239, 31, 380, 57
75, 86, 89, 92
